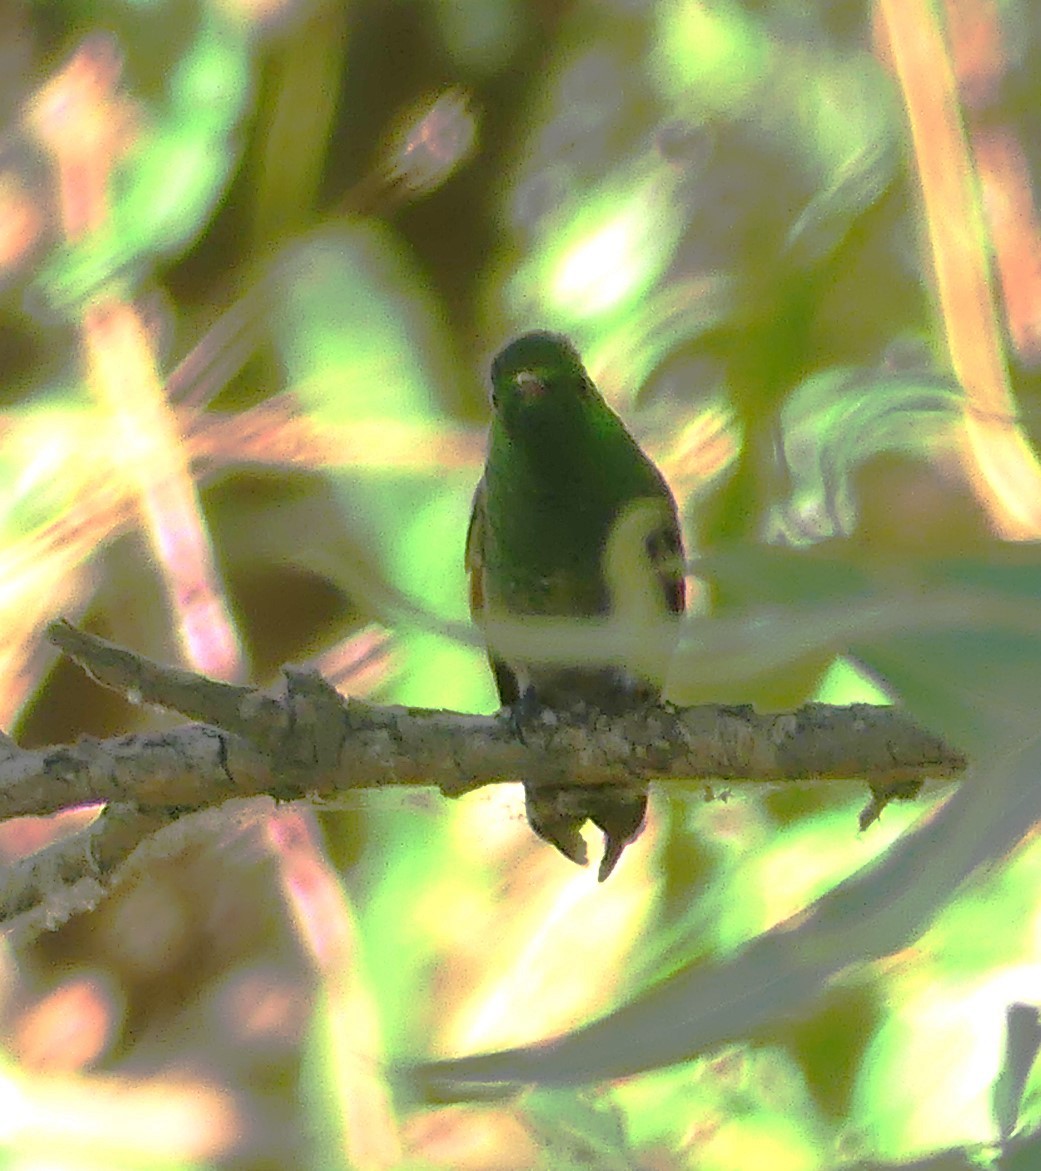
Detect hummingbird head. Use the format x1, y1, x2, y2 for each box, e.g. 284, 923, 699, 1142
488, 331, 597, 438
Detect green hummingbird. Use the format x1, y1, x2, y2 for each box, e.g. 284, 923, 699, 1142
466, 331, 685, 880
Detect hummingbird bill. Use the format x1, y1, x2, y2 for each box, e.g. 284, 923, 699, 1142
466, 331, 685, 880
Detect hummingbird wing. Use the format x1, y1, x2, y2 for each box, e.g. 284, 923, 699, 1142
651, 512, 686, 617
586, 492, 686, 880
463, 476, 486, 618
468, 475, 588, 864
465, 477, 520, 706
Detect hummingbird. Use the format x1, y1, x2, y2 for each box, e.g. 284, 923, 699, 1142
466, 331, 685, 880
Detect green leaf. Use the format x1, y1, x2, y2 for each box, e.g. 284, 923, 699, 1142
409, 552, 1041, 1096
524, 1089, 634, 1171
993, 1004, 1041, 1143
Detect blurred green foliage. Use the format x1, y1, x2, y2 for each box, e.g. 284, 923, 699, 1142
2, 0, 1041, 1168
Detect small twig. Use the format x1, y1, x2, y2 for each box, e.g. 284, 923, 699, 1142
47, 618, 273, 734
0, 803, 173, 943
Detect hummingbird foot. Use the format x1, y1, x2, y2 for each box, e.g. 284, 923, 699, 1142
587, 788, 648, 882
504, 690, 590, 868
523, 784, 647, 879
505, 684, 543, 738
504, 690, 648, 879
523, 785, 589, 867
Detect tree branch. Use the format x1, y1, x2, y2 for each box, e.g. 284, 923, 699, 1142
0, 620, 966, 941
39, 619, 964, 800
0, 803, 173, 942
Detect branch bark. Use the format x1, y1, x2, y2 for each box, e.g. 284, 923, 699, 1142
0, 620, 966, 942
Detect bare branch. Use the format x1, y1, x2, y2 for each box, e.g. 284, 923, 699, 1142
1, 800, 279, 948
40, 620, 964, 803
0, 621, 968, 940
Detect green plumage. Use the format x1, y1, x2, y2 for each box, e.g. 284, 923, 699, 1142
467, 331, 685, 879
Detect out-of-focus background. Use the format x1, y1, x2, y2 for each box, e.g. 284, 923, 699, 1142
2, 0, 1041, 1167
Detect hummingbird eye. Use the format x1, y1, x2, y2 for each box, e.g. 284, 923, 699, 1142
514, 371, 547, 398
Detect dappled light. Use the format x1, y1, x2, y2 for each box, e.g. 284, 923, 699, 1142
0, 0, 1039, 1167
